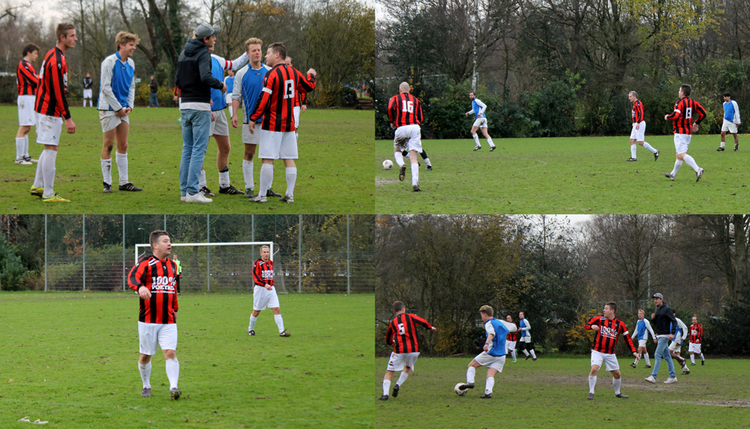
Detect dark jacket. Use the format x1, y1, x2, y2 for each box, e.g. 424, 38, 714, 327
175, 38, 223, 105
652, 302, 678, 336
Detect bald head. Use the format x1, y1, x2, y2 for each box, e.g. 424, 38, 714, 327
399, 82, 410, 94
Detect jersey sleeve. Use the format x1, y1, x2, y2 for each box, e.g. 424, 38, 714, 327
522, 320, 531, 331
584, 316, 600, 330
232, 68, 244, 101
295, 69, 316, 94
733, 101, 741, 123
694, 101, 707, 124
388, 96, 397, 122
127, 59, 136, 109
386, 319, 396, 345
500, 320, 517, 333
252, 260, 263, 285
249, 73, 274, 123
416, 99, 424, 124
99, 57, 122, 111
54, 56, 71, 120
484, 320, 496, 339
128, 257, 149, 291
475, 99, 487, 116
666, 100, 682, 121
644, 319, 655, 340
410, 314, 432, 330
620, 322, 637, 354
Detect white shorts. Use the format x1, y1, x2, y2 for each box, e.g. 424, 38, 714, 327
590, 350, 619, 371
638, 339, 647, 348
688, 342, 701, 354
519, 336, 531, 343
721, 119, 738, 134
17, 95, 37, 126
386, 352, 419, 372
99, 110, 129, 133
83, 88, 93, 99
473, 352, 506, 372
472, 117, 488, 128
210, 109, 229, 137
138, 322, 178, 356
225, 93, 233, 107
258, 130, 298, 159
293, 106, 301, 129
506, 340, 516, 351
242, 122, 261, 145
674, 133, 692, 154
253, 285, 280, 311
669, 341, 683, 353
393, 124, 422, 153
36, 114, 63, 146
630, 121, 646, 141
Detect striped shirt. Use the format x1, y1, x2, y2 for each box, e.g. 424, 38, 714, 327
632, 99, 644, 123
386, 313, 433, 354
252, 258, 274, 287
506, 322, 518, 341
388, 93, 423, 127
17, 59, 39, 96
585, 315, 636, 355
249, 64, 316, 132
128, 255, 179, 324
689, 323, 703, 344
666, 97, 706, 135
35, 46, 71, 119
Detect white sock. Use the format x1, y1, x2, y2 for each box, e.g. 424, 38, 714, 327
228, 106, 233, 118
411, 163, 419, 186
219, 167, 230, 188
394, 152, 405, 167
15, 137, 24, 160
530, 349, 537, 359
511, 350, 516, 360
249, 315, 257, 331
522, 349, 530, 357
42, 150, 57, 197
23, 135, 30, 157
690, 354, 695, 364
613, 377, 621, 395
643, 142, 657, 153
258, 164, 273, 197
396, 372, 409, 386
485, 376, 494, 394
472, 133, 480, 146
199, 170, 207, 188
382, 379, 390, 396
588, 375, 597, 394
720, 141, 726, 148
644, 353, 651, 366
631, 144, 637, 158
139, 362, 152, 388
242, 159, 254, 190
487, 137, 495, 148
683, 154, 700, 172
670, 160, 683, 176
285, 167, 297, 197
700, 353, 705, 362
33, 151, 46, 188
424, 157, 431, 167
274, 314, 285, 333
466, 367, 475, 384
116, 152, 129, 185
101, 158, 112, 185
165, 358, 179, 390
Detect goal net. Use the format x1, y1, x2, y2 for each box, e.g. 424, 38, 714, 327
134, 241, 288, 293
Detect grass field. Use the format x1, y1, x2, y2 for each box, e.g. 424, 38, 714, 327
0, 292, 374, 428
376, 135, 750, 213
375, 356, 750, 428
0, 106, 373, 214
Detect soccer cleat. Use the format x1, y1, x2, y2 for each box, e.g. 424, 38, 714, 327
219, 185, 244, 195
413, 185, 421, 192
200, 186, 215, 197
716, 146, 725, 151
735, 143, 739, 152
701, 360, 705, 366
458, 383, 474, 391
185, 193, 212, 203
244, 188, 254, 198
654, 150, 660, 161
119, 183, 143, 192
398, 165, 406, 182
682, 368, 690, 375
379, 394, 388, 401
103, 182, 112, 193
30, 185, 44, 197
249, 195, 267, 203
664, 377, 677, 384
696, 168, 704, 182
426, 165, 432, 171
392, 384, 400, 398
663, 172, 675, 181
630, 362, 637, 369
525, 355, 530, 361
587, 393, 594, 400
266, 188, 282, 197
512, 359, 517, 363
23, 156, 37, 163
615, 393, 629, 399
644, 376, 656, 383
142, 387, 151, 397
248, 330, 255, 336
480, 393, 492, 399
14, 158, 32, 165
489, 146, 496, 152
42, 193, 70, 203
532, 357, 537, 361
626, 157, 637, 162
280, 195, 294, 203
279, 331, 291, 337
473, 145, 481, 151
645, 365, 651, 368
170, 388, 182, 400
691, 363, 695, 366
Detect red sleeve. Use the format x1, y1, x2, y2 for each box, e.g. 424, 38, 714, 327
18, 62, 39, 88
635, 101, 644, 122
295, 69, 316, 94
666, 100, 682, 121
416, 99, 424, 124
410, 314, 432, 330
386, 319, 396, 345
621, 322, 637, 353
128, 257, 149, 291
252, 260, 263, 285
170, 260, 179, 311
694, 101, 707, 124
52, 53, 71, 120
584, 316, 600, 330
388, 96, 397, 122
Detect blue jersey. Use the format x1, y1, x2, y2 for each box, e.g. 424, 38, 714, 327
471, 99, 487, 118
225, 76, 235, 93
635, 319, 652, 340
98, 51, 135, 111
240, 63, 271, 124
210, 57, 227, 111
724, 101, 736, 122
519, 318, 530, 338
484, 318, 509, 357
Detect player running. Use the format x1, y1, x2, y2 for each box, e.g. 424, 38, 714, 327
517, 311, 538, 360
387, 82, 424, 192
626, 91, 659, 161
465, 92, 496, 152
717, 92, 740, 152
585, 302, 639, 400
669, 310, 690, 375
505, 314, 518, 363
248, 245, 291, 337
663, 84, 707, 182
630, 309, 655, 368
15, 43, 39, 166
688, 316, 705, 366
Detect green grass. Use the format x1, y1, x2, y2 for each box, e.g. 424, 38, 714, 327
0, 292, 374, 428
375, 356, 750, 428
376, 135, 750, 213
0, 106, 373, 214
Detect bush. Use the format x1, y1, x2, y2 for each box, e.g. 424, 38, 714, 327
0, 237, 29, 291
136, 82, 178, 108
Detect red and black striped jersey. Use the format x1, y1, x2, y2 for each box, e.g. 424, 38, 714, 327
249, 64, 316, 132
128, 255, 179, 324
17, 59, 39, 96
388, 93, 423, 127
35, 47, 71, 120
174, 86, 181, 97
689, 323, 703, 344
506, 322, 518, 341
253, 258, 274, 287
632, 99, 644, 123
386, 313, 433, 353
666, 97, 706, 135
585, 316, 636, 355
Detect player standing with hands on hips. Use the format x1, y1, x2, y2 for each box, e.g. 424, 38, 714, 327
248, 245, 291, 337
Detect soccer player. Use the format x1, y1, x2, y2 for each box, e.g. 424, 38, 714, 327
172, 253, 182, 294
379, 301, 436, 400
457, 305, 516, 399
82, 73, 93, 107
505, 314, 518, 363
517, 311, 537, 360
645, 293, 678, 384
127, 230, 181, 400
31, 23, 77, 203
15, 43, 39, 166
465, 92, 496, 152
688, 316, 705, 366
284, 56, 305, 139
148, 75, 159, 108
626, 91, 659, 161
248, 245, 291, 337
717, 92, 740, 152
387, 82, 424, 192
663, 84, 707, 182
98, 31, 142, 194
668, 309, 690, 375
248, 42, 316, 203
175, 23, 227, 203
585, 302, 639, 400
630, 309, 655, 368
224, 70, 235, 118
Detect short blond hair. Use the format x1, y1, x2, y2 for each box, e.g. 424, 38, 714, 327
244, 37, 263, 51
115, 31, 140, 51
479, 305, 493, 317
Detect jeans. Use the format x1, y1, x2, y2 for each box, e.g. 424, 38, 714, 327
149, 92, 159, 107
179, 110, 211, 196
651, 336, 676, 379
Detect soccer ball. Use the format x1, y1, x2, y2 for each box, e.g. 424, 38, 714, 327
382, 159, 393, 170
454, 383, 467, 396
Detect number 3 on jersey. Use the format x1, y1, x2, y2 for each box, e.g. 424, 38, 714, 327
401, 100, 414, 113
284, 79, 295, 99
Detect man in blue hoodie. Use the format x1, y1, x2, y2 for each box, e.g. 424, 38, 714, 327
175, 23, 227, 203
